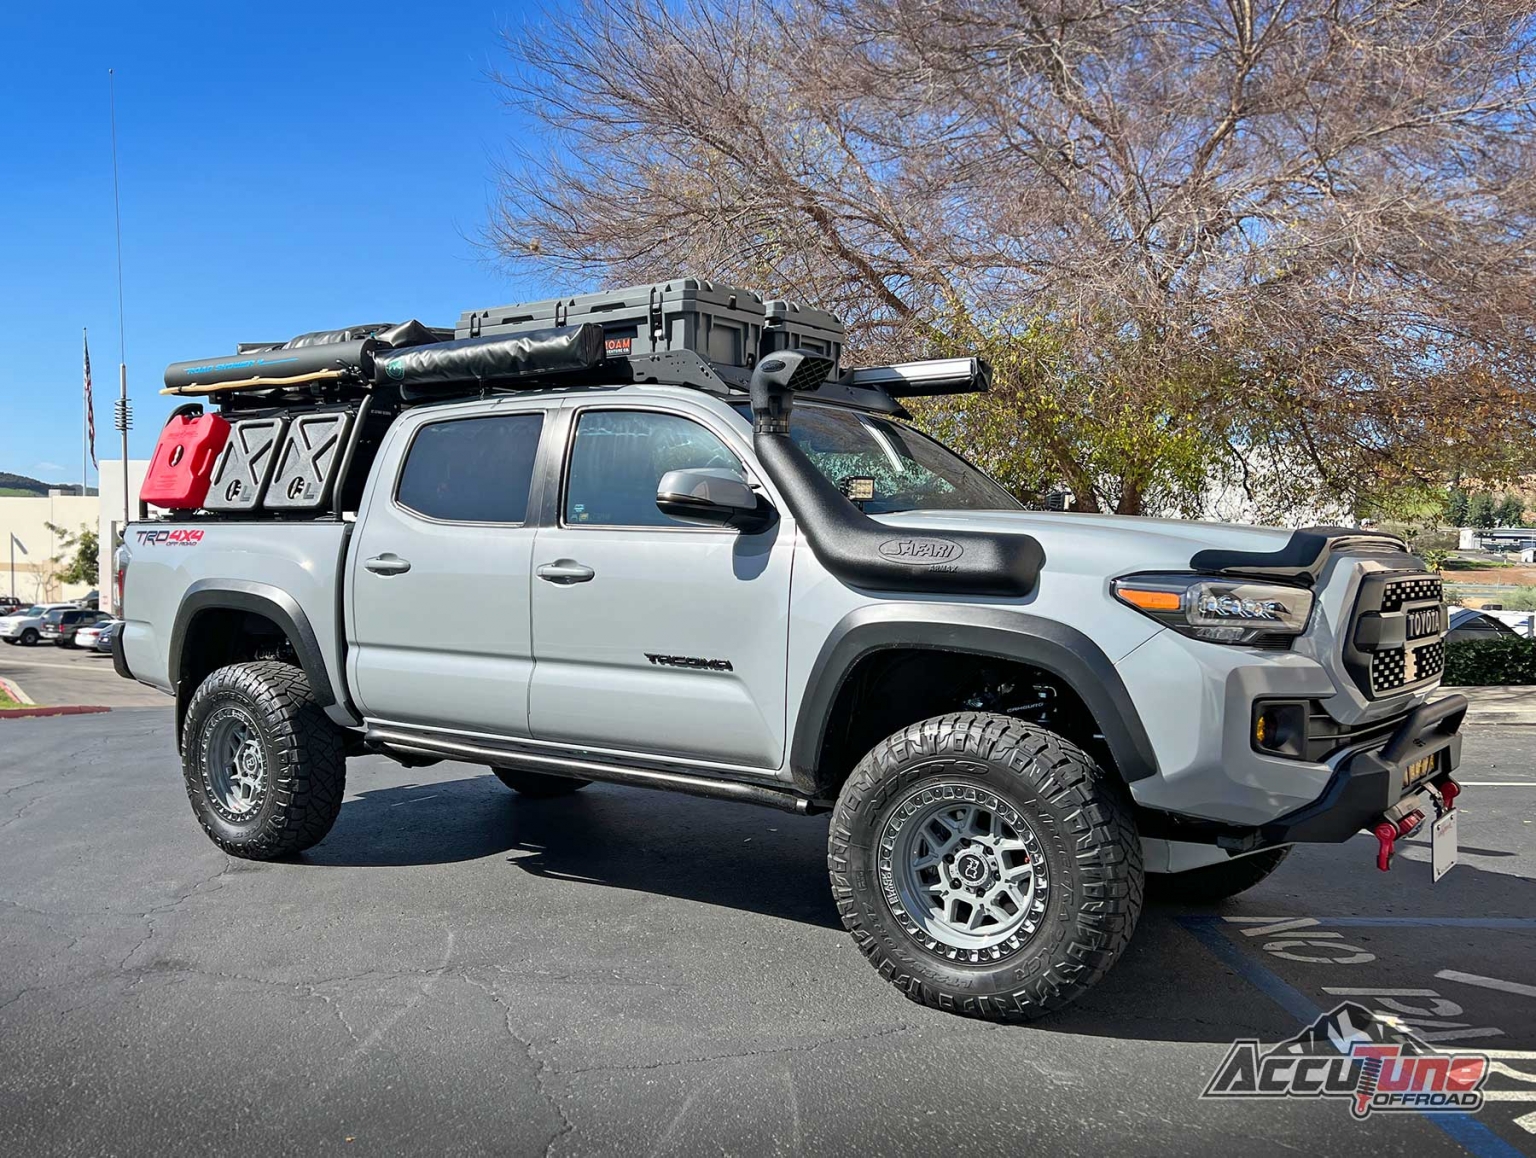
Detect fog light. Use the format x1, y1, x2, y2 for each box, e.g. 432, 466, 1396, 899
1253, 701, 1308, 759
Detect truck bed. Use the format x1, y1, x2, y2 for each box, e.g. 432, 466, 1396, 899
120, 520, 353, 719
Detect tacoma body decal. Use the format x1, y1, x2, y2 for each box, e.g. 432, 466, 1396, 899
646, 653, 734, 672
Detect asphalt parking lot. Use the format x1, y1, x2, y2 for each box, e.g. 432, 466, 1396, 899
0, 641, 170, 708
3, 702, 1535, 1157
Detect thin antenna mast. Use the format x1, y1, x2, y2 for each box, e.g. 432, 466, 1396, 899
108, 69, 132, 535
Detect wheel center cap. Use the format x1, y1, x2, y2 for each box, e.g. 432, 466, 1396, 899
955, 851, 991, 888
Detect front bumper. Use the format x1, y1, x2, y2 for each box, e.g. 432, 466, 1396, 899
1137, 693, 1465, 850
1238, 693, 1464, 848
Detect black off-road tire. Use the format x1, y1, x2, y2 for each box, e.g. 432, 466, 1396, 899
19, 628, 38, 646
1148, 847, 1290, 904
493, 768, 590, 797
181, 661, 347, 860
829, 712, 1143, 1023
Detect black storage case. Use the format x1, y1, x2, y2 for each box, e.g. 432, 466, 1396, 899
762, 299, 844, 379
457, 278, 766, 371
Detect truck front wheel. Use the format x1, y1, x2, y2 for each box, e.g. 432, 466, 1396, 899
181, 661, 346, 860
829, 712, 1143, 1023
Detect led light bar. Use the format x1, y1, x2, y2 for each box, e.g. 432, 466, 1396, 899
845, 357, 992, 397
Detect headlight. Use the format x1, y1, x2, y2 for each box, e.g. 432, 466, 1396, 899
1111, 573, 1314, 646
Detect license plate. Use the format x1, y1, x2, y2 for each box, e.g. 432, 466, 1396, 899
1402, 753, 1439, 790
1433, 809, 1458, 882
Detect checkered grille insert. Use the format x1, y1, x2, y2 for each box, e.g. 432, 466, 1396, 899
1369, 640, 1446, 695
1371, 648, 1408, 693
1380, 576, 1442, 612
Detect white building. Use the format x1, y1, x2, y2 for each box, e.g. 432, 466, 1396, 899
0, 460, 151, 609
0, 489, 100, 603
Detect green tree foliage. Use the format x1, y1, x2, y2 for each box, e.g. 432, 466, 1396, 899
1468, 493, 1498, 530
1444, 488, 1470, 527
489, 0, 1536, 517
1495, 495, 1527, 527
44, 522, 99, 586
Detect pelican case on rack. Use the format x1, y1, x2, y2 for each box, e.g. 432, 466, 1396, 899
456, 278, 766, 370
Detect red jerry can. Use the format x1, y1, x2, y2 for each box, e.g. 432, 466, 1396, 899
140, 412, 231, 509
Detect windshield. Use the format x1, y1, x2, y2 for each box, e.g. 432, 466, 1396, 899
740, 403, 1021, 514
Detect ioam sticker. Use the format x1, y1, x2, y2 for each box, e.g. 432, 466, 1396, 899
604, 337, 633, 356
134, 528, 205, 546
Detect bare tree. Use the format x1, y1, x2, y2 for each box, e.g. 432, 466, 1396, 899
490, 0, 1536, 515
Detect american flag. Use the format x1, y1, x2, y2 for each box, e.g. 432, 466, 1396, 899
83, 330, 97, 469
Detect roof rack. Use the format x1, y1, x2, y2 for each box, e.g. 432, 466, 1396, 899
160, 280, 992, 415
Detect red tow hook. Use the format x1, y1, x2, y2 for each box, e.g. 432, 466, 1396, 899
1439, 778, 1461, 811
1374, 810, 1428, 872
1374, 821, 1398, 872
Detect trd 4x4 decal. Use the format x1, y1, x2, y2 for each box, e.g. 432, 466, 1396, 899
134, 528, 205, 546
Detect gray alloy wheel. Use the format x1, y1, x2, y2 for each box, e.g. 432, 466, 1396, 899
200, 705, 269, 820
19, 628, 38, 646
882, 788, 1049, 964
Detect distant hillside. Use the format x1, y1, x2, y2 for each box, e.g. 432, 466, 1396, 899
0, 472, 97, 497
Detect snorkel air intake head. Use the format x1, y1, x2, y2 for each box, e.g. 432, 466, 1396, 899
750, 349, 836, 434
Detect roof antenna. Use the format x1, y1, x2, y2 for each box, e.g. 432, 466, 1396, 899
108, 68, 133, 541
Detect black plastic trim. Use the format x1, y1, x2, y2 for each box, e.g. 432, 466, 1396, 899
111, 627, 133, 681
791, 604, 1159, 790
169, 580, 336, 708
1190, 526, 1412, 585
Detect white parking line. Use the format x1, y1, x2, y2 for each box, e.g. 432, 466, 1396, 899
1458, 781, 1536, 787
1437, 970, 1536, 999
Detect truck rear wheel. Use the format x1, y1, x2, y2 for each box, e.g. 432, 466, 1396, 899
829, 712, 1143, 1023
181, 661, 346, 860
492, 768, 590, 797
1148, 847, 1290, 903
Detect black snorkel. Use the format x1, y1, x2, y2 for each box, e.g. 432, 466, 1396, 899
748, 350, 1043, 597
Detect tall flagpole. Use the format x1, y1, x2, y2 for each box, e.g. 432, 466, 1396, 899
108, 69, 132, 533
82, 327, 89, 496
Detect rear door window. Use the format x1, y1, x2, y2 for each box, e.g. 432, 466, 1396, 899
395, 412, 544, 523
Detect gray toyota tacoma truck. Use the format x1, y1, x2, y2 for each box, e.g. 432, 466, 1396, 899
115, 281, 1466, 1021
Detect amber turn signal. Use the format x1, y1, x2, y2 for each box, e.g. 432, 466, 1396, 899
1116, 587, 1182, 612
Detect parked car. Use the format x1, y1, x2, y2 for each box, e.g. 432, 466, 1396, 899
91, 619, 123, 655
79, 589, 100, 610
0, 602, 78, 646
0, 596, 25, 616
1446, 607, 1519, 645
75, 618, 122, 651
39, 607, 112, 648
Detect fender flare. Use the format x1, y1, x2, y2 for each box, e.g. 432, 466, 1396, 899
790, 604, 1159, 790
169, 579, 336, 708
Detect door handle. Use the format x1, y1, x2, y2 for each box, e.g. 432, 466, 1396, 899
537, 559, 595, 585
364, 553, 412, 575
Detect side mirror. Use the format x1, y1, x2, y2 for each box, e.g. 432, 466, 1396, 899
656, 468, 776, 532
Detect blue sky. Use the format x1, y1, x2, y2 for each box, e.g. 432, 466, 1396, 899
0, 0, 557, 485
